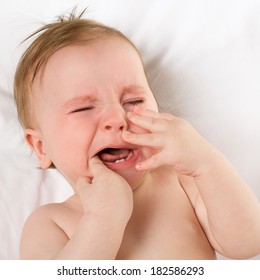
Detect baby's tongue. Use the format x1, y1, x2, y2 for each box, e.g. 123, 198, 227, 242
98, 148, 130, 163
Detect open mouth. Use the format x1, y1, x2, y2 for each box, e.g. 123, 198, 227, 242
97, 148, 135, 166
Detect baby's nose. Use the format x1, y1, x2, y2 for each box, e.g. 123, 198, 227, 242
102, 107, 128, 132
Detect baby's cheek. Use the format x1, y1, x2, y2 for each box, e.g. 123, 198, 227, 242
141, 146, 158, 161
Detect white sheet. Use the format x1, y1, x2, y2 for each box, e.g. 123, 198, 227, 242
0, 0, 260, 259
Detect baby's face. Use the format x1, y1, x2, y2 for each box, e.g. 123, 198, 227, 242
29, 37, 158, 189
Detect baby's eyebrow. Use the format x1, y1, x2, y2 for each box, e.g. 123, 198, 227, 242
63, 86, 146, 110
123, 85, 146, 94
63, 95, 94, 110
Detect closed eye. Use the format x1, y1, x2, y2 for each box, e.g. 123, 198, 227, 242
127, 100, 144, 106
70, 106, 94, 113
123, 99, 144, 112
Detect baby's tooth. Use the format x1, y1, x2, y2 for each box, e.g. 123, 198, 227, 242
115, 158, 125, 163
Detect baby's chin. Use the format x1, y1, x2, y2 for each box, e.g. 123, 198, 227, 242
111, 147, 155, 190
113, 168, 148, 191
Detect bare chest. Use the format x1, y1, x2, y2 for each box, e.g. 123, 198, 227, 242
61, 173, 215, 259
116, 183, 215, 259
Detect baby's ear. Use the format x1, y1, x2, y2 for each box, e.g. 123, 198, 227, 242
24, 129, 53, 169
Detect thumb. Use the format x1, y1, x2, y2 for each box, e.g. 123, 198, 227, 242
89, 156, 108, 176
75, 176, 92, 196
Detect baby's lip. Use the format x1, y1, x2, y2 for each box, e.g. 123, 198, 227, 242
91, 143, 140, 170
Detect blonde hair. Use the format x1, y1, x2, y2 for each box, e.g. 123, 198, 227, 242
14, 8, 138, 129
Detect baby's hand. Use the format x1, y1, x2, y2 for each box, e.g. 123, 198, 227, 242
122, 108, 216, 177
76, 157, 133, 225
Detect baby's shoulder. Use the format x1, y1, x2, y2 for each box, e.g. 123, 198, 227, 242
28, 202, 63, 218
26, 195, 81, 226
20, 200, 74, 259
22, 203, 65, 237
20, 196, 80, 259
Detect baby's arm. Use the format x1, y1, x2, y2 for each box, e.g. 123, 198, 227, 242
180, 155, 260, 259
122, 108, 260, 258
20, 158, 133, 259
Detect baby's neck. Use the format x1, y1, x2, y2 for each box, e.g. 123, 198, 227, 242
131, 170, 153, 194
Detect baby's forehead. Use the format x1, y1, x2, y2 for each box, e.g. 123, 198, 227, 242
53, 36, 135, 57
32, 36, 142, 93
35, 36, 136, 78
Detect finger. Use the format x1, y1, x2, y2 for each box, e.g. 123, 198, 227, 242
135, 152, 165, 171
160, 112, 176, 121
77, 176, 92, 185
133, 107, 159, 117
133, 107, 174, 121
76, 176, 92, 195
89, 156, 108, 176
127, 111, 169, 132
122, 131, 163, 149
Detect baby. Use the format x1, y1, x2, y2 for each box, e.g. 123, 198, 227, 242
14, 10, 260, 260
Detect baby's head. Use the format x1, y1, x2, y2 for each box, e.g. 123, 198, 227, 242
14, 9, 158, 189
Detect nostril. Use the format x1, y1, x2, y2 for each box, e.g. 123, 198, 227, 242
103, 116, 128, 132
105, 125, 112, 131
105, 125, 124, 131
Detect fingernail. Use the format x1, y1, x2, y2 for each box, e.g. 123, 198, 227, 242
135, 163, 142, 170
127, 111, 134, 118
